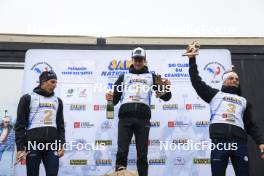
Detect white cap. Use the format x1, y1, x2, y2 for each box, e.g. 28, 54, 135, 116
131, 47, 146, 59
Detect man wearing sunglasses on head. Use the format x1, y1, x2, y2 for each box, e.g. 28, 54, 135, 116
185, 42, 264, 176
15, 70, 65, 176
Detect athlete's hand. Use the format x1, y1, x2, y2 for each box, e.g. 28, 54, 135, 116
15, 150, 28, 165
163, 79, 171, 86
182, 41, 200, 58
156, 78, 171, 98
259, 144, 264, 159
105, 91, 113, 101
57, 149, 64, 158
163, 78, 171, 93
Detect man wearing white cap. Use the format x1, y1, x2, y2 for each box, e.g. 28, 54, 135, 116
186, 43, 264, 176
106, 47, 172, 176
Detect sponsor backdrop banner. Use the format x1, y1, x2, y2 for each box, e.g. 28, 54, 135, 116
12, 49, 236, 176
0, 109, 16, 176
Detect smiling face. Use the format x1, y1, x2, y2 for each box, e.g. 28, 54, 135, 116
132, 57, 146, 70
223, 71, 240, 87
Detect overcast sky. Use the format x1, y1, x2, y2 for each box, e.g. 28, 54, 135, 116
0, 0, 263, 37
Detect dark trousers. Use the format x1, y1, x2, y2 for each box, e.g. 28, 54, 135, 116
116, 118, 150, 176
211, 139, 249, 176
26, 149, 59, 176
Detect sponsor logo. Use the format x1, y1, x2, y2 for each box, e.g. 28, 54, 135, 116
70, 160, 87, 165
204, 62, 226, 83
74, 122, 94, 128
64, 88, 89, 98
186, 104, 192, 110
39, 103, 56, 109
129, 78, 148, 84
197, 139, 210, 148
70, 104, 86, 111
96, 159, 112, 166
193, 158, 210, 164
163, 104, 178, 110
195, 121, 210, 127
168, 121, 174, 127
186, 104, 206, 110
95, 140, 112, 146
94, 104, 107, 111
101, 120, 113, 130
150, 121, 160, 128
79, 88, 88, 97
62, 66, 93, 76
101, 59, 132, 77
149, 159, 166, 165
172, 139, 189, 145
164, 63, 189, 81
168, 121, 192, 128
148, 139, 161, 146
174, 157, 185, 165
67, 88, 75, 97
222, 113, 236, 122
31, 62, 52, 74
223, 96, 242, 105
150, 105, 155, 110
128, 159, 136, 165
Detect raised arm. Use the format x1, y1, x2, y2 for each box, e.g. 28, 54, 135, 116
189, 57, 219, 103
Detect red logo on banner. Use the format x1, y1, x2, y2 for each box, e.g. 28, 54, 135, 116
186, 104, 192, 110
222, 113, 228, 118
168, 121, 174, 128
74, 122, 81, 128
79, 88, 87, 97
94, 105, 99, 111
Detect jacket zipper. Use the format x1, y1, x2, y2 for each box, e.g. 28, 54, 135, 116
135, 103, 138, 113
46, 127, 49, 141
228, 124, 231, 138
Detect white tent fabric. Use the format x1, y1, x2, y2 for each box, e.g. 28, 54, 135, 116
0, 0, 263, 37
